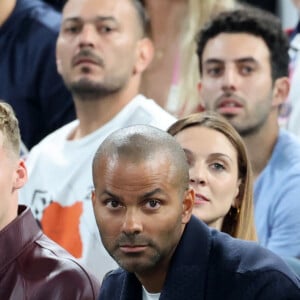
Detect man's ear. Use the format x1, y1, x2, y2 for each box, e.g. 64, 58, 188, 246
182, 187, 195, 224
14, 159, 27, 190
272, 77, 290, 107
134, 37, 154, 75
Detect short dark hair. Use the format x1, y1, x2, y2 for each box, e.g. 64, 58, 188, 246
196, 7, 289, 81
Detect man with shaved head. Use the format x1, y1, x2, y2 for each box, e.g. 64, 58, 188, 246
92, 124, 300, 300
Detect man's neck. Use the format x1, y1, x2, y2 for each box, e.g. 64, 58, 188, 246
242, 117, 279, 180
0, 0, 17, 26
69, 91, 138, 140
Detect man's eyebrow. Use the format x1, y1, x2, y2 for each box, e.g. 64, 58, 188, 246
101, 189, 119, 199
235, 57, 258, 64
203, 58, 224, 65
63, 16, 117, 23
142, 188, 165, 199
203, 57, 258, 65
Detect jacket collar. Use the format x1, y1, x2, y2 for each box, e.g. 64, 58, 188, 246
120, 216, 212, 300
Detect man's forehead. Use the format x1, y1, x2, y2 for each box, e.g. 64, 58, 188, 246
202, 35, 270, 66
63, 0, 133, 17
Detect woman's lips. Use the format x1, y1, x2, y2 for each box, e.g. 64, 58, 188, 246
194, 193, 210, 205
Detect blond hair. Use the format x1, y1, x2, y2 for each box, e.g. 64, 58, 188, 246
0, 101, 21, 158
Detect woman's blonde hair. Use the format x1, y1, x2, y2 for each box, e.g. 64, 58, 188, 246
168, 111, 257, 241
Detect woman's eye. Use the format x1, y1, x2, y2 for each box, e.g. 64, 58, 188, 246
211, 162, 225, 171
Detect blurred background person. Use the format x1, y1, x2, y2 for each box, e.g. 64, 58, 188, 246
0, 0, 75, 150
284, 0, 300, 136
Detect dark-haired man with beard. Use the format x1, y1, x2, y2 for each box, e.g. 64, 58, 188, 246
196, 7, 300, 259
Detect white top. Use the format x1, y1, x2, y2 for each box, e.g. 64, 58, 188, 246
142, 286, 161, 300
19, 94, 176, 281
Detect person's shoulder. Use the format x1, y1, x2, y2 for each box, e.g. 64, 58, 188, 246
27, 120, 78, 155
209, 231, 300, 297
266, 129, 300, 173
24, 233, 100, 298
18, 0, 62, 33
102, 268, 127, 283
131, 94, 177, 130
99, 268, 127, 299
212, 230, 300, 280
278, 129, 300, 147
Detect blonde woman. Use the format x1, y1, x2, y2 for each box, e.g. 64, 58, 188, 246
168, 111, 257, 240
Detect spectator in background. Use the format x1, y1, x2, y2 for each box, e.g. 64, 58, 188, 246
139, 0, 237, 117
20, 0, 175, 281
0, 101, 99, 299
168, 112, 257, 241
196, 7, 300, 258
0, 0, 75, 150
285, 0, 300, 136
93, 124, 300, 300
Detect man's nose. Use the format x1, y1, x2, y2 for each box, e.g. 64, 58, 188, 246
78, 25, 97, 48
221, 67, 238, 92
121, 209, 143, 235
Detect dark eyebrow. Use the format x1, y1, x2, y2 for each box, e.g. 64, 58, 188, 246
101, 188, 165, 200
101, 189, 120, 199
63, 16, 117, 24
203, 58, 224, 66
203, 57, 258, 65
141, 188, 166, 200
235, 57, 258, 64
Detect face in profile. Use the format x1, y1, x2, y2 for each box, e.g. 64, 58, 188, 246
174, 126, 240, 230
0, 132, 27, 230
56, 0, 147, 97
92, 153, 193, 275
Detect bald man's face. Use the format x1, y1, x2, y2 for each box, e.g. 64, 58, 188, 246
92, 154, 193, 281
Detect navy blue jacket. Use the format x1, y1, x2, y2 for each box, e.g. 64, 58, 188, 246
99, 216, 300, 300
0, 0, 75, 149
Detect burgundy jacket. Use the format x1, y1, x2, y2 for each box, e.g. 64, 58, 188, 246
0, 205, 100, 299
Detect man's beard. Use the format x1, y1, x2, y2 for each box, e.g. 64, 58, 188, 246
68, 78, 122, 101
226, 113, 268, 137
